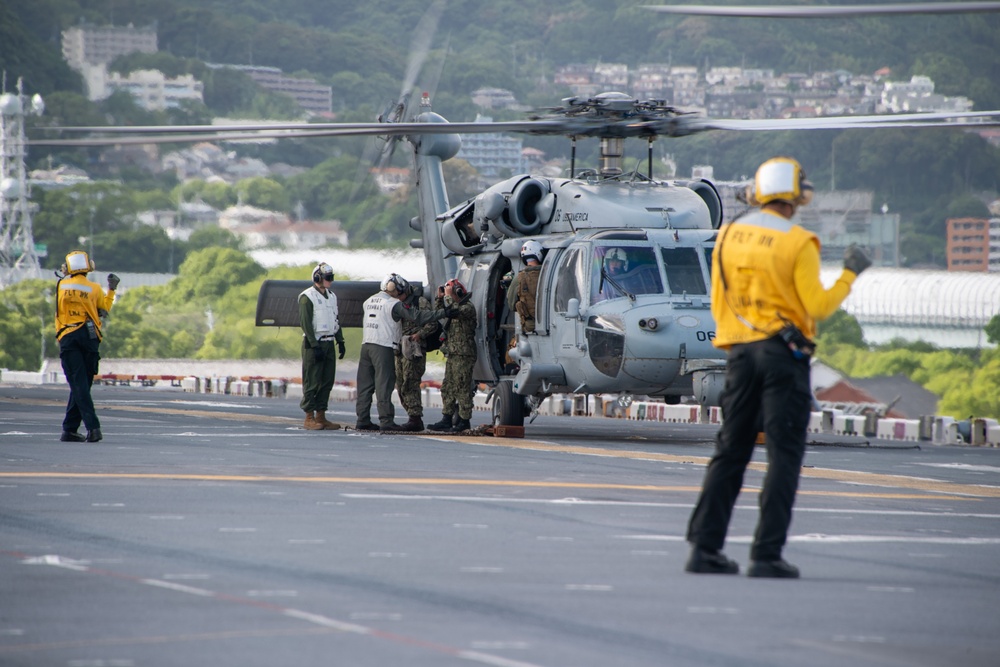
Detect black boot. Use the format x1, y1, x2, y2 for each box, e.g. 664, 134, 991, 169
451, 418, 471, 433
86, 428, 103, 443
427, 415, 454, 431
400, 416, 424, 432
60, 430, 86, 442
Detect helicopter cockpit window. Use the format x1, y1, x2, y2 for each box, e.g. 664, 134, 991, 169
553, 248, 584, 313
660, 247, 707, 295
591, 245, 663, 303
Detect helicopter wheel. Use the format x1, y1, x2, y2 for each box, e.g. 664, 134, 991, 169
492, 380, 525, 427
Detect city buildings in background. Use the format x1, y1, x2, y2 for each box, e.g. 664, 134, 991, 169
206, 64, 332, 115
947, 217, 1000, 272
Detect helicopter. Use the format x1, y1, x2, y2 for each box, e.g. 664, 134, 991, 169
28, 2, 1000, 429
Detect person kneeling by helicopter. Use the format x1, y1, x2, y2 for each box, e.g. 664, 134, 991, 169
356, 274, 452, 432
685, 157, 871, 579
428, 279, 478, 433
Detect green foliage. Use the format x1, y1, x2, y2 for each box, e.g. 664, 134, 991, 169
167, 247, 266, 304
946, 195, 990, 219
32, 183, 143, 271
0, 1, 82, 95
816, 309, 865, 348
0, 279, 57, 371
937, 349, 1000, 419
186, 227, 243, 252
817, 339, 1000, 420
987, 315, 1000, 346
174, 180, 237, 211
203, 68, 260, 115
236, 177, 290, 212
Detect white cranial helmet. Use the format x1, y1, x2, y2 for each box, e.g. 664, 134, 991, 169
520, 239, 543, 264
381, 273, 410, 295
605, 247, 629, 271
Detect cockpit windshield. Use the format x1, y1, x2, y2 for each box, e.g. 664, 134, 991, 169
591, 245, 664, 303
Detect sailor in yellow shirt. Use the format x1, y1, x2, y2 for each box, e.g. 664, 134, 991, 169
55, 250, 119, 443
685, 157, 872, 579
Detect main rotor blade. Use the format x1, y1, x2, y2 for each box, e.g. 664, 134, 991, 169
645, 2, 1000, 18
29, 110, 1000, 147
698, 110, 1000, 131
401, 0, 447, 101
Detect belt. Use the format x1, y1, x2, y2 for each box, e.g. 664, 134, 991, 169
318, 335, 337, 341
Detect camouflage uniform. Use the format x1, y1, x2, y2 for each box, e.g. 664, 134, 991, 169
436, 295, 478, 421
395, 292, 436, 418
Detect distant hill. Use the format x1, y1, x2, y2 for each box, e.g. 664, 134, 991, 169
7, 0, 1000, 109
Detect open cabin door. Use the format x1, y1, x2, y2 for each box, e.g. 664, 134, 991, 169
255, 280, 430, 328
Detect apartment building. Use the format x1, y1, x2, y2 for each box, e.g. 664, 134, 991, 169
62, 23, 157, 71
947, 217, 1000, 272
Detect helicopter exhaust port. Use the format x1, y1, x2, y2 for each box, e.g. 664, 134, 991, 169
505, 178, 556, 235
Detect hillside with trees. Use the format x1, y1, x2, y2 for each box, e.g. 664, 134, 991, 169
6, 0, 1000, 264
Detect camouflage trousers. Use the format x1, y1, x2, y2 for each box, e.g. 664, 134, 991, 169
395, 353, 427, 417
440, 354, 476, 420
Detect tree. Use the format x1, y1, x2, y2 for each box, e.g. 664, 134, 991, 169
203, 68, 259, 115
186, 227, 243, 253
32, 183, 142, 271
174, 180, 236, 211
0, 279, 56, 371
236, 177, 290, 212
167, 247, 265, 305
986, 314, 1000, 346
946, 195, 990, 219
816, 309, 865, 348
99, 225, 177, 274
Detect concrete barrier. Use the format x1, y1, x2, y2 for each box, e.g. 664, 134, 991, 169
663, 405, 700, 423
876, 418, 920, 442
972, 418, 1000, 447
807, 411, 824, 433
988, 423, 1000, 447
7, 366, 998, 442
833, 414, 864, 436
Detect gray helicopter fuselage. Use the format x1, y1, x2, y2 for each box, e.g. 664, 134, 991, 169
409, 108, 728, 416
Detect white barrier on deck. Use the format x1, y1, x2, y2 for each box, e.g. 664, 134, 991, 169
876, 418, 920, 442
5, 368, 997, 445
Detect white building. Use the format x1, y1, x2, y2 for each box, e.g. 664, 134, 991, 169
880, 75, 972, 114
84, 68, 204, 110
208, 64, 332, 115
457, 115, 524, 182
61, 23, 157, 71
821, 267, 1000, 348
471, 87, 520, 110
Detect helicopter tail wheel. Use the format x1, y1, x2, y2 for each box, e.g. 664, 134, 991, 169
492, 380, 526, 427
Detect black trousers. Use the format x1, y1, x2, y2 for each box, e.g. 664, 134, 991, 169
59, 328, 101, 433
686, 336, 812, 562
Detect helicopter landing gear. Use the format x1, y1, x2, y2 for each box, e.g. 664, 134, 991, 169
492, 379, 526, 427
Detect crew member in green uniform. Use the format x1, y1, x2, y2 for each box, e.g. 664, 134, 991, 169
505, 239, 543, 369
428, 279, 478, 433
299, 263, 345, 430
395, 282, 439, 432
